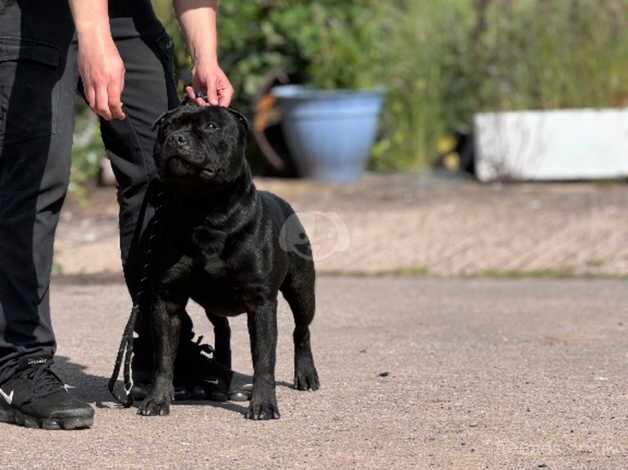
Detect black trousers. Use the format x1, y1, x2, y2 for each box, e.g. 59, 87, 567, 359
0, 1, 179, 382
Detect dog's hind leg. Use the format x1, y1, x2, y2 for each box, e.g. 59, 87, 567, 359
281, 261, 320, 392
206, 313, 231, 370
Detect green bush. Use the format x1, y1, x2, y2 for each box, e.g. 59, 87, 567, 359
201, 1, 384, 99
373, 0, 628, 170
154, 0, 385, 99
150, 0, 628, 171
72, 0, 386, 188
71, 0, 628, 185
71, 99, 104, 198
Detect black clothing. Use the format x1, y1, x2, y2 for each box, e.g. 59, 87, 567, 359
0, 356, 94, 429
0, 0, 178, 382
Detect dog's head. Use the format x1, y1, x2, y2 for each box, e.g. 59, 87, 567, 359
153, 104, 249, 189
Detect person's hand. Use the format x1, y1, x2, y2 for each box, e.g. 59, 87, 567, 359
185, 59, 233, 107
77, 31, 126, 120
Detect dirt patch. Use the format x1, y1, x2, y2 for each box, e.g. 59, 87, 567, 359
55, 174, 628, 277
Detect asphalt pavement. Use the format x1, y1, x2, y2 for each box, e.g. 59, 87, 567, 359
2, 276, 627, 469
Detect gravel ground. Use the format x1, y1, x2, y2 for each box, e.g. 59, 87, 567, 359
2, 277, 627, 469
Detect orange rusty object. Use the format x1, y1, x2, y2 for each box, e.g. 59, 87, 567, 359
253, 92, 286, 173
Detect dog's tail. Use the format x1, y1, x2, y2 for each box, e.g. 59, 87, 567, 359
108, 304, 140, 407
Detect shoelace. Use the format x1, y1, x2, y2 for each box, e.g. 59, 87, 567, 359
177, 336, 219, 375
18, 359, 65, 399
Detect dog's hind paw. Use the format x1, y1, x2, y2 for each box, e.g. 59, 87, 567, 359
245, 401, 280, 420
294, 366, 320, 391
137, 397, 171, 417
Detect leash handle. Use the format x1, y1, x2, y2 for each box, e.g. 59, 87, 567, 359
108, 305, 139, 407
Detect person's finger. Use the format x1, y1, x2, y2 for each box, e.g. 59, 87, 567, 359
117, 67, 127, 119
85, 85, 96, 111
109, 94, 125, 120
191, 75, 210, 106
219, 85, 234, 107
108, 82, 125, 120
187, 83, 209, 106
207, 80, 219, 106
95, 85, 112, 120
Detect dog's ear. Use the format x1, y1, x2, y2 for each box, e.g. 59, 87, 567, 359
225, 107, 249, 134
152, 107, 180, 131
181, 95, 193, 106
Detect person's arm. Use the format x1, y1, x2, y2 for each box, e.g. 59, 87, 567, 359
175, 0, 233, 107
68, 0, 126, 120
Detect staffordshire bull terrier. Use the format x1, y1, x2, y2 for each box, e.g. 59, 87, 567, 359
137, 103, 319, 420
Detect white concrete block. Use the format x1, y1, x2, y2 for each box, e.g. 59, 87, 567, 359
474, 109, 628, 181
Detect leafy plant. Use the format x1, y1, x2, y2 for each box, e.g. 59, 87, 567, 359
71, 0, 628, 186
70, 98, 103, 200
218, 1, 385, 100
373, 0, 628, 170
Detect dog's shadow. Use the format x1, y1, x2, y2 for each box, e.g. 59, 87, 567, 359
54, 356, 294, 416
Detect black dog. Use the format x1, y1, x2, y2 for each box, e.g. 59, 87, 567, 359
137, 104, 319, 420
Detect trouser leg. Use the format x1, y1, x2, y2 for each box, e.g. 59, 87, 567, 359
0, 4, 78, 382
98, 22, 178, 288
96, 19, 192, 371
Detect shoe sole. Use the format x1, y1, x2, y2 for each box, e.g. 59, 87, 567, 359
0, 407, 93, 430
226, 391, 250, 402
132, 391, 250, 402
131, 388, 250, 403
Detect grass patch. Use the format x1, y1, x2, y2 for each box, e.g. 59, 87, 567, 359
471, 269, 628, 279
585, 259, 604, 268
382, 266, 429, 277
321, 266, 430, 277
476, 268, 577, 279
475, 269, 628, 280
52, 261, 63, 275
321, 267, 628, 279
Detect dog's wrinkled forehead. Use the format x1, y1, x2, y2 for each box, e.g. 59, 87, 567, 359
153, 104, 248, 135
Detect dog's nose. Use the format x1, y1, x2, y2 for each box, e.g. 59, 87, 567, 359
168, 131, 189, 148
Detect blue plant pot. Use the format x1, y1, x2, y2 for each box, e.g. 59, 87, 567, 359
273, 85, 384, 182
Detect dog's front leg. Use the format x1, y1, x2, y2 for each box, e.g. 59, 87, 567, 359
138, 296, 181, 416
245, 300, 280, 420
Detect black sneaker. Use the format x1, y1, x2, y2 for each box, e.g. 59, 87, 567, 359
0, 357, 94, 430
131, 336, 252, 402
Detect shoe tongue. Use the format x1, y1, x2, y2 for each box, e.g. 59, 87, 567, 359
17, 358, 64, 398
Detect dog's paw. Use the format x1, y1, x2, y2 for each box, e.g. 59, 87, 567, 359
137, 395, 171, 417
294, 365, 320, 391
245, 400, 280, 420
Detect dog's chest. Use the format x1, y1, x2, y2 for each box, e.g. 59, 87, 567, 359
189, 225, 229, 275
161, 223, 228, 279
166, 229, 274, 314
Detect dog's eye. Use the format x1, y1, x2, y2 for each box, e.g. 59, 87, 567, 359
206, 122, 218, 131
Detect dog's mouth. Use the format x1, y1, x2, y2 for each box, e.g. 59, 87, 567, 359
166, 156, 216, 180
199, 168, 216, 179
170, 155, 194, 171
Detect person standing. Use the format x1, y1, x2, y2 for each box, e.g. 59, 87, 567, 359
0, 0, 248, 430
